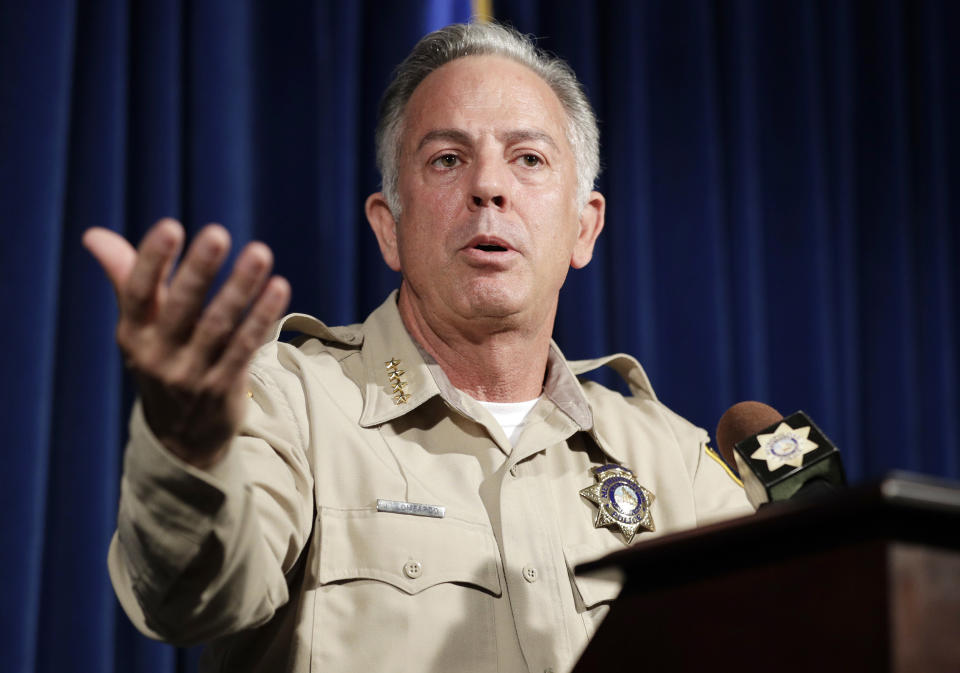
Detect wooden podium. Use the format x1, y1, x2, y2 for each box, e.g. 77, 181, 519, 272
574, 473, 960, 673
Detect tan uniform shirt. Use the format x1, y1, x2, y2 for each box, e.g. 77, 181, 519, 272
109, 292, 751, 673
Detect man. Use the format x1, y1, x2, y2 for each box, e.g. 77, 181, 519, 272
86, 22, 750, 673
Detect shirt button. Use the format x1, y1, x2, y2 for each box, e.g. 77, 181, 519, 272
510, 466, 518, 477
403, 560, 422, 579
522, 565, 538, 583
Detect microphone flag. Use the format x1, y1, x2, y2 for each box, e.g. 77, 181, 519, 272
732, 410, 846, 508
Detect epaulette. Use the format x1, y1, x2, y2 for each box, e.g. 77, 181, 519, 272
567, 353, 657, 402
269, 313, 363, 348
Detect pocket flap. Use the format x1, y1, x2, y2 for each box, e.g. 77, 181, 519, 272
565, 542, 625, 608
318, 508, 502, 596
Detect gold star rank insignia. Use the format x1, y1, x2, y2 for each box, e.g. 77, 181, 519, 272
579, 464, 655, 543
385, 358, 411, 404
751, 422, 819, 471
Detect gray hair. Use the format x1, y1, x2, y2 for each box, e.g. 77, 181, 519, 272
375, 22, 600, 217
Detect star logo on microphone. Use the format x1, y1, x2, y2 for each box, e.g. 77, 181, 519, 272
751, 422, 819, 471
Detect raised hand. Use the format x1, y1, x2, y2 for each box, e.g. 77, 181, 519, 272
83, 218, 291, 467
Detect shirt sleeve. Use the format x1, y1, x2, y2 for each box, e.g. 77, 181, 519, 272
691, 441, 754, 525
108, 347, 314, 645
651, 400, 754, 526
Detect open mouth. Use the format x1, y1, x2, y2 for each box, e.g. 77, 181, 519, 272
463, 235, 515, 261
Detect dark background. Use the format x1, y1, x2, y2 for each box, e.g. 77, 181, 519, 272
2, 1, 958, 670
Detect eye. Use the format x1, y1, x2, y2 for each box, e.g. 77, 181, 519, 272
432, 154, 461, 168
519, 154, 542, 167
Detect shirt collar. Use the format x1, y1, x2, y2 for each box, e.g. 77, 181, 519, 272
357, 292, 441, 427
356, 291, 595, 433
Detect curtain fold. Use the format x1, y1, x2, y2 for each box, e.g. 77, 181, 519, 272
2, 3, 78, 672
1, 1, 957, 671
38, 3, 130, 672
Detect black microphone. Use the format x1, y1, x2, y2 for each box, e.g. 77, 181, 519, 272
716, 402, 846, 509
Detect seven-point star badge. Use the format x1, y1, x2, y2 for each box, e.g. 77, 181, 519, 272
579, 464, 655, 543
751, 422, 819, 471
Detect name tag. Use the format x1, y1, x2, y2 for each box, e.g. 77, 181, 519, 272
376, 499, 445, 518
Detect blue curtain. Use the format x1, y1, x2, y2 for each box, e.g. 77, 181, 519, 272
1, 1, 957, 671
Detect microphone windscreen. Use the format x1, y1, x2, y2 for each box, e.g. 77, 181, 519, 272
716, 401, 782, 474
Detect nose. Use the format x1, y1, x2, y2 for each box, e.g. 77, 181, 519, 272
472, 194, 504, 208
468, 155, 507, 211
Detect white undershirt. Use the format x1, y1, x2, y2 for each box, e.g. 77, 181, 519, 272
475, 396, 541, 445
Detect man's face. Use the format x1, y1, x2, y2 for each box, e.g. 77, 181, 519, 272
368, 55, 604, 331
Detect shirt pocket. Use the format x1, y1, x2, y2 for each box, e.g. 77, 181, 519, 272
563, 541, 626, 640
318, 507, 502, 593
310, 507, 502, 673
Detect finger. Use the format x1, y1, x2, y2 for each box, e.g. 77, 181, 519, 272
209, 275, 291, 387
189, 241, 274, 361
121, 219, 185, 324
158, 223, 231, 340
82, 227, 137, 296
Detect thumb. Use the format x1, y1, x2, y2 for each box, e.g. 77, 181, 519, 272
82, 227, 137, 293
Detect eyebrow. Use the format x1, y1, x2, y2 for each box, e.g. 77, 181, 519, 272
499, 129, 559, 152
416, 129, 473, 153
415, 128, 560, 153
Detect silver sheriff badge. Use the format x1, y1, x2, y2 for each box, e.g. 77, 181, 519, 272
579, 464, 655, 543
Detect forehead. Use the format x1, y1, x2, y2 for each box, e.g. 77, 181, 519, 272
401, 55, 571, 151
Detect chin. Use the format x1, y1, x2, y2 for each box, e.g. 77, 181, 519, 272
458, 282, 527, 320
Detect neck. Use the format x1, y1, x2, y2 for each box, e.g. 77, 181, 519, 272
397, 285, 554, 402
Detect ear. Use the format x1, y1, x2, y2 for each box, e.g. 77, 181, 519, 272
570, 191, 606, 269
365, 192, 402, 272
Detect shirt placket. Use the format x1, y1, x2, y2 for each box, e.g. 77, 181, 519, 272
498, 405, 581, 673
